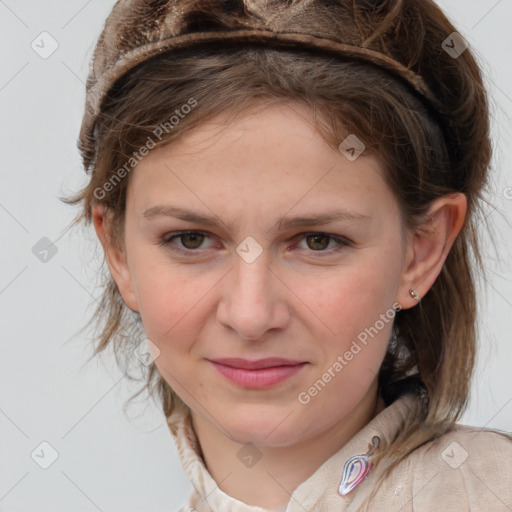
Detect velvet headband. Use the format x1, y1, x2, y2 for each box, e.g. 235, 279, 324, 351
79, 0, 450, 172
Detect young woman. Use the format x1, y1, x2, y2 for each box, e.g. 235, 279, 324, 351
63, 0, 512, 510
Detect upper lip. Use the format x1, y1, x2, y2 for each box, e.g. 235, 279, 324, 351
209, 357, 306, 370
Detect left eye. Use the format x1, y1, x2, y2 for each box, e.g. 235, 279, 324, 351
297, 233, 345, 252
299, 233, 350, 256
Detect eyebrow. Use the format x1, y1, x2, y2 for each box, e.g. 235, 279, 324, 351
142, 205, 371, 232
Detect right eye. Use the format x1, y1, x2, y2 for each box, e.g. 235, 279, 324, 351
160, 230, 215, 254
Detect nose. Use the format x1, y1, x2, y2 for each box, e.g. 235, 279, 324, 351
216, 252, 291, 342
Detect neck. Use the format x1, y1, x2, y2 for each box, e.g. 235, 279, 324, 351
190, 382, 386, 510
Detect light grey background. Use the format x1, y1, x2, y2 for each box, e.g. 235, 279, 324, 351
1, 1, 511, 511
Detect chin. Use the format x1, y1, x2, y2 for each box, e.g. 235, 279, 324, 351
220, 409, 309, 447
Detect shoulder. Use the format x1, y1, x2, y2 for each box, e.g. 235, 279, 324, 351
407, 425, 512, 510
417, 424, 512, 466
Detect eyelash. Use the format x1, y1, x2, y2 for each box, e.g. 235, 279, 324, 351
159, 230, 352, 257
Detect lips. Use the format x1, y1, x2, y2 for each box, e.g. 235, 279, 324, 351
208, 357, 308, 388
209, 357, 306, 370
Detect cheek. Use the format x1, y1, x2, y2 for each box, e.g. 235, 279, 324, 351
296, 255, 399, 336
293, 252, 401, 395
129, 257, 210, 346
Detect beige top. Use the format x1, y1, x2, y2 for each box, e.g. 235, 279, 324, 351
167, 393, 512, 511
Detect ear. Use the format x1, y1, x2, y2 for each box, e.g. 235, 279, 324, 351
397, 193, 467, 309
91, 203, 140, 313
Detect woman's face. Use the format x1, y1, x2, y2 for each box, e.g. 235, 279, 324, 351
110, 102, 413, 446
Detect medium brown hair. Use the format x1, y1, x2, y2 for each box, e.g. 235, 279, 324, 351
62, 0, 512, 507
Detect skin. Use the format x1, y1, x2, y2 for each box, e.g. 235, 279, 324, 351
92, 102, 467, 509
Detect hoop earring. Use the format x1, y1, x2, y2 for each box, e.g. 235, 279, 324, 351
409, 289, 420, 301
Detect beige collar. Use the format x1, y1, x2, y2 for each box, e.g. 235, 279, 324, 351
166, 393, 417, 511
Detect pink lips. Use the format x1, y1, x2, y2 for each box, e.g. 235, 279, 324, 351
208, 357, 308, 388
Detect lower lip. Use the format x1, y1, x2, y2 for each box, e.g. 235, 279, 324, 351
209, 361, 307, 388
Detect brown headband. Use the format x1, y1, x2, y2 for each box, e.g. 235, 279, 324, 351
79, 2, 447, 172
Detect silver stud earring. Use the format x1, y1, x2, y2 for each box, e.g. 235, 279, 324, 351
409, 289, 420, 301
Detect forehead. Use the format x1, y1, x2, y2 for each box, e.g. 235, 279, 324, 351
126, 102, 395, 225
